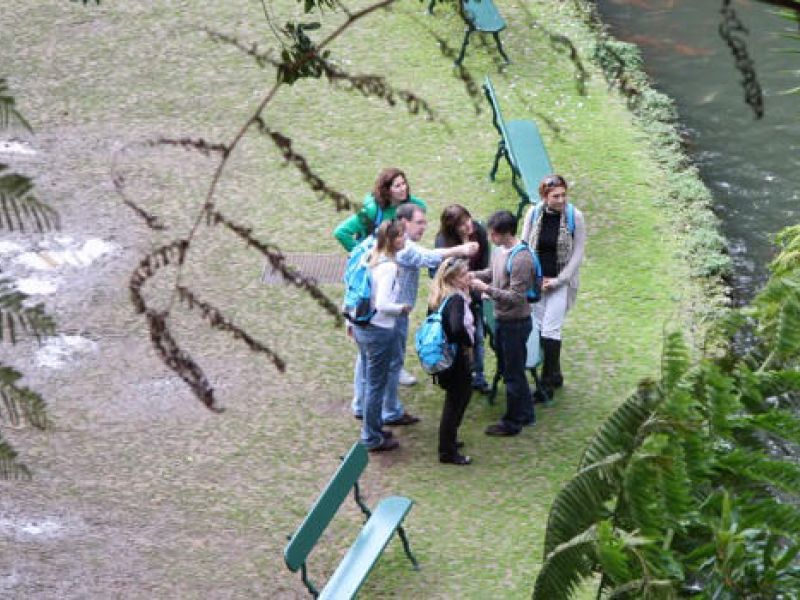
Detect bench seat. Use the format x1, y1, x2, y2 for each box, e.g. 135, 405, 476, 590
319, 496, 414, 599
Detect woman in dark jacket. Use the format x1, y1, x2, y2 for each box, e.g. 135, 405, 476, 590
427, 257, 475, 465
434, 205, 491, 393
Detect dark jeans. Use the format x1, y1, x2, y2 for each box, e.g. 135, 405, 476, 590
437, 349, 473, 459
495, 316, 534, 432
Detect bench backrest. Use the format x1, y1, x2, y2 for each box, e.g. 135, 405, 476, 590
483, 76, 516, 168
284, 443, 368, 572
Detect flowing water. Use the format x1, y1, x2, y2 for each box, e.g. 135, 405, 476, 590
597, 0, 800, 302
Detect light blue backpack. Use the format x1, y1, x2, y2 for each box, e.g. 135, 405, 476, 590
342, 236, 376, 325
415, 295, 458, 374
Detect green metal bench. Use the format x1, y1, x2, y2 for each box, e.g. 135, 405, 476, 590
429, 0, 510, 66
284, 442, 419, 599
483, 76, 553, 219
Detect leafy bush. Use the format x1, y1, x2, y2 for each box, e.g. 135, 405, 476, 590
534, 226, 800, 598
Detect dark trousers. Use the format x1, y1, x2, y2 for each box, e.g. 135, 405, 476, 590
437, 350, 473, 459
496, 316, 534, 432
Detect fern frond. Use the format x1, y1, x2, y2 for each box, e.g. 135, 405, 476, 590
739, 494, 800, 537
760, 294, 800, 369
0, 79, 32, 131
0, 279, 56, 343
770, 225, 800, 277
660, 331, 690, 393
746, 409, 800, 446
534, 525, 599, 600
544, 453, 625, 556
596, 520, 633, 585
698, 363, 740, 437
624, 444, 668, 535
717, 449, 800, 496
0, 365, 51, 429
0, 436, 31, 480
580, 381, 659, 469
0, 165, 60, 232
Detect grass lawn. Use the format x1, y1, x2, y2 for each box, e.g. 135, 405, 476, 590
1, 0, 709, 597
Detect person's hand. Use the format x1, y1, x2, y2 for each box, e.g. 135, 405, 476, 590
401, 304, 413, 315
542, 277, 557, 291
471, 279, 489, 294
462, 241, 479, 257
345, 323, 355, 341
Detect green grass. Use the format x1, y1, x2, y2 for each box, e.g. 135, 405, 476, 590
2, 0, 719, 597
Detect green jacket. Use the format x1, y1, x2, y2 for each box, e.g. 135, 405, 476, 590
333, 193, 427, 252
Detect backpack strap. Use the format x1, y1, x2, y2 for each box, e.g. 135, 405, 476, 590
437, 294, 455, 315
507, 242, 543, 280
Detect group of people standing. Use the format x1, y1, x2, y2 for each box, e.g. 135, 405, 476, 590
333, 168, 586, 466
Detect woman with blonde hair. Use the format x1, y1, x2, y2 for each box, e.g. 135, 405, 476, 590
427, 257, 475, 465
352, 219, 411, 452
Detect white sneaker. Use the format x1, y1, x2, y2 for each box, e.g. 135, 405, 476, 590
399, 368, 417, 386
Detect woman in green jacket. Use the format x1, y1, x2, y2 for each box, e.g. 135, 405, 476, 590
333, 167, 427, 252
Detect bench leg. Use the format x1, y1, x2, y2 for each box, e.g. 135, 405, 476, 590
489, 140, 505, 182
300, 563, 320, 598
511, 170, 528, 210
455, 27, 473, 66
396, 525, 420, 571
427, 0, 435, 14
492, 32, 511, 65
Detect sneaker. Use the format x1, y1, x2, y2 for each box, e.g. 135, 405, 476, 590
484, 422, 519, 436
399, 368, 417, 386
380, 429, 394, 439
384, 412, 421, 426
439, 454, 472, 465
369, 438, 400, 452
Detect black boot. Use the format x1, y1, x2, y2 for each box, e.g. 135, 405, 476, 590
541, 337, 563, 391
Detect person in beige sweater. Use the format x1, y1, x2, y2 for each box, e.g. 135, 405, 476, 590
520, 174, 586, 401
470, 210, 537, 436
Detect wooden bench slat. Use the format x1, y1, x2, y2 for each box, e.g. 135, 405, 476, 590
319, 496, 414, 600
284, 444, 369, 573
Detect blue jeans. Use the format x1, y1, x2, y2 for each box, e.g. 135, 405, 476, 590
495, 316, 534, 432
353, 324, 395, 449
471, 313, 487, 386
382, 314, 408, 421
351, 315, 407, 421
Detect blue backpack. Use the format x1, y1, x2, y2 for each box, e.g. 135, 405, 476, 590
415, 295, 458, 375
507, 242, 543, 303
342, 236, 377, 325
529, 202, 575, 235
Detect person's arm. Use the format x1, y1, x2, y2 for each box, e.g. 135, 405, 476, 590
484, 251, 530, 305
444, 294, 473, 347
471, 266, 492, 283
520, 204, 535, 246
553, 208, 586, 287
373, 263, 407, 315
398, 241, 478, 270
332, 197, 376, 252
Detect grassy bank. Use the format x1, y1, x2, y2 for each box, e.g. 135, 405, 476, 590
1, 0, 724, 598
